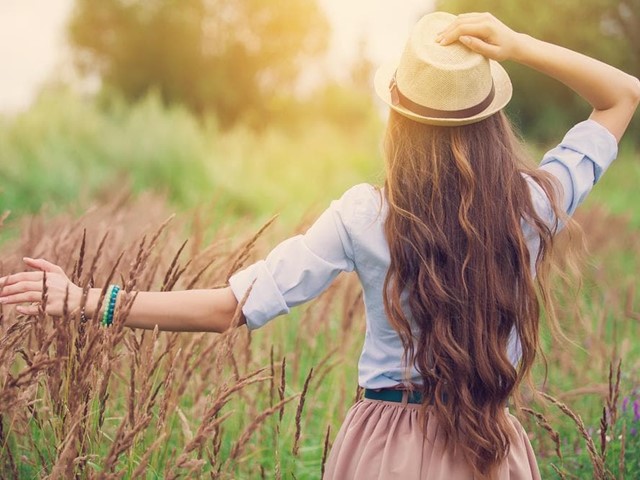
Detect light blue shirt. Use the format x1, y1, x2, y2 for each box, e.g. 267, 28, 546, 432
229, 120, 618, 389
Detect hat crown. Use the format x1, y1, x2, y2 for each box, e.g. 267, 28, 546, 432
395, 12, 494, 112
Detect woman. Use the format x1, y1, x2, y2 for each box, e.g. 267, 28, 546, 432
1, 11, 638, 480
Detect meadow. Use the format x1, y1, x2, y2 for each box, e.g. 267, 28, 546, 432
0, 91, 639, 479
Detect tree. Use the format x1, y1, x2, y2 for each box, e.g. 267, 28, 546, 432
437, 0, 640, 143
68, 0, 329, 127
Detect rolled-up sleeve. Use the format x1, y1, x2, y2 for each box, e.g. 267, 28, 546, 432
538, 119, 618, 217
228, 184, 364, 330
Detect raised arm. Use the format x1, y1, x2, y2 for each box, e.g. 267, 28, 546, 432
437, 12, 640, 141
0, 257, 242, 333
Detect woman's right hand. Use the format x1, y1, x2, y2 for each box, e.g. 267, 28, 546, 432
438, 11, 640, 142
0, 257, 83, 317
435, 12, 523, 62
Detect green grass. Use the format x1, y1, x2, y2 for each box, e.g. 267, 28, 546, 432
585, 143, 640, 227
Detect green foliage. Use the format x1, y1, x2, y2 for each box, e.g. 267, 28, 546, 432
437, 0, 640, 143
68, 0, 330, 127
536, 388, 640, 478
0, 89, 211, 219
585, 143, 640, 228
604, 394, 640, 476
0, 88, 383, 237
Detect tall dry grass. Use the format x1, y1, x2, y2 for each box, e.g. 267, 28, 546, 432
520, 205, 640, 478
0, 191, 364, 478
0, 190, 639, 478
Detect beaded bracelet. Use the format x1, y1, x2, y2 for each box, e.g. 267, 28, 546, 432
102, 284, 121, 327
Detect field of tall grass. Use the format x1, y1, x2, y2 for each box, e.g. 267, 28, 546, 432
0, 90, 639, 478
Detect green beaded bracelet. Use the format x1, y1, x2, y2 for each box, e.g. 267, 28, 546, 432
102, 284, 121, 327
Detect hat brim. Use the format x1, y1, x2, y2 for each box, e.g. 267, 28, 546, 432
374, 60, 512, 126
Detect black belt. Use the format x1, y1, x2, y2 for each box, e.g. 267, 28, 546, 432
364, 388, 424, 404
364, 389, 507, 408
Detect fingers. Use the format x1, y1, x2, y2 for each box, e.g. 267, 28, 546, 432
436, 14, 485, 40
0, 291, 44, 305
458, 36, 502, 59
434, 12, 511, 61
0, 281, 44, 298
0, 259, 78, 317
0, 272, 47, 308
16, 305, 40, 316
0, 271, 46, 288
0, 257, 66, 288
437, 21, 492, 46
23, 257, 65, 274
0, 278, 46, 305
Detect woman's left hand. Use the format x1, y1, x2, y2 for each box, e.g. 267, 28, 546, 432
0, 257, 82, 316
435, 12, 523, 62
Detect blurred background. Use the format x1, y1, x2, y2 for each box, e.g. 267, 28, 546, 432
0, 0, 638, 234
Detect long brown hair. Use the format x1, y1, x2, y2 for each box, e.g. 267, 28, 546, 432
382, 110, 564, 478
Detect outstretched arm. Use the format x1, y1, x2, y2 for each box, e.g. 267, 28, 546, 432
0, 257, 242, 333
437, 12, 640, 141
1, 186, 362, 333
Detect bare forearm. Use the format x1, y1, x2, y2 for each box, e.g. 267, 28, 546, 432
511, 33, 640, 140
0, 259, 244, 332
86, 287, 243, 333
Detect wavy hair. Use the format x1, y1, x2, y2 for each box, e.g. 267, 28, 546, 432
382, 110, 568, 478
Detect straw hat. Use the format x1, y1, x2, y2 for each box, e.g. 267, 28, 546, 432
374, 11, 512, 126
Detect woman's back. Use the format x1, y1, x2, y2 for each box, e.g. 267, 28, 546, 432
231, 115, 617, 389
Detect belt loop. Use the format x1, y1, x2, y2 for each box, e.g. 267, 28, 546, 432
401, 390, 409, 406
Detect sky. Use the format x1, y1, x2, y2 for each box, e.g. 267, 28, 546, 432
0, 0, 432, 113
0, 0, 75, 113
320, 0, 432, 77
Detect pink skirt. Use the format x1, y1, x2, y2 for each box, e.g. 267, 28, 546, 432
323, 395, 541, 480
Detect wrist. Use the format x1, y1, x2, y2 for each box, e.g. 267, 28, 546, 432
85, 286, 128, 325
509, 32, 532, 63
85, 287, 104, 318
